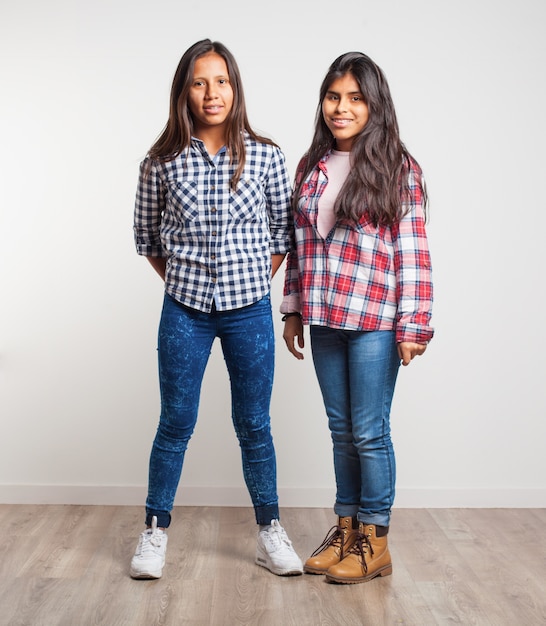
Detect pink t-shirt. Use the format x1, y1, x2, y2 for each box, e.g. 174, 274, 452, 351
280, 150, 351, 314
317, 150, 351, 238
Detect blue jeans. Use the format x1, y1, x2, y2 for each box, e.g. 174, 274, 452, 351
145, 293, 279, 528
310, 327, 400, 527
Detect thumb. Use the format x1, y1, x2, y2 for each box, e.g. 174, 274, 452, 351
398, 344, 410, 366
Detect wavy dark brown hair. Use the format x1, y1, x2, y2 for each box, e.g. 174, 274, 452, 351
148, 39, 275, 189
294, 51, 426, 225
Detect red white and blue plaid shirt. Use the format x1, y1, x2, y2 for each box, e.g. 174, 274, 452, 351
134, 134, 292, 312
283, 152, 434, 344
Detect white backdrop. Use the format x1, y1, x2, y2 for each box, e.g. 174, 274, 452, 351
1, 0, 545, 509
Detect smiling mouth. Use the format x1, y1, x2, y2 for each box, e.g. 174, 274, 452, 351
204, 105, 223, 113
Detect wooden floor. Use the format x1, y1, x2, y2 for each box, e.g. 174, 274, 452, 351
0, 506, 544, 625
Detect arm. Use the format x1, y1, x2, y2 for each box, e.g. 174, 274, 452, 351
133, 157, 168, 271
281, 157, 308, 359
271, 253, 286, 278
281, 251, 305, 360
392, 163, 434, 364
264, 147, 293, 259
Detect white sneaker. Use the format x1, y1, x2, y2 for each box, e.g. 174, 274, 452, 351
255, 519, 303, 576
130, 516, 168, 579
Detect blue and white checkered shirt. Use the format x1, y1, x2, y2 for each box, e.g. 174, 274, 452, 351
134, 134, 293, 312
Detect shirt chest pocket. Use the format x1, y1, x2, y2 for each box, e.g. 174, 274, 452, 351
167, 181, 199, 224
229, 178, 264, 223
294, 189, 316, 229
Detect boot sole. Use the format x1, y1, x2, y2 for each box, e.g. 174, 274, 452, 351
325, 564, 392, 584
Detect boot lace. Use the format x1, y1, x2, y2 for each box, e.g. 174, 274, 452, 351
346, 531, 374, 573
309, 525, 344, 558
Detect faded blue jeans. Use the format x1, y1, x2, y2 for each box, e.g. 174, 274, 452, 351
145, 293, 279, 528
310, 327, 400, 528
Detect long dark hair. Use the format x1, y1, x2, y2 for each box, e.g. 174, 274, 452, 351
295, 51, 426, 225
149, 39, 275, 188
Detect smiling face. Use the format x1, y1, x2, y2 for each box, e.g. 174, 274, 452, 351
188, 52, 234, 135
321, 72, 369, 151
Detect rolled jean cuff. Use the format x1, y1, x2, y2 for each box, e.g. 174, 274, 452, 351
255, 503, 280, 526
146, 509, 171, 528
357, 512, 391, 527
334, 504, 359, 518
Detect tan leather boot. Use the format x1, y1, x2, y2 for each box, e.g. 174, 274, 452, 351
325, 523, 392, 584
304, 516, 358, 574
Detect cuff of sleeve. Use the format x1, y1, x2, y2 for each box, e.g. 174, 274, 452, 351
270, 241, 291, 255
135, 244, 165, 257
279, 293, 301, 314
396, 324, 434, 344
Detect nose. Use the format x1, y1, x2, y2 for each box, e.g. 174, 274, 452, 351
335, 97, 348, 112
205, 84, 218, 100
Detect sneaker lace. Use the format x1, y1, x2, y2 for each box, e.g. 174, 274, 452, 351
309, 525, 343, 558
265, 520, 294, 551
135, 529, 164, 557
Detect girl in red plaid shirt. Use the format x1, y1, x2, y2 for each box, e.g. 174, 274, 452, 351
282, 51, 434, 584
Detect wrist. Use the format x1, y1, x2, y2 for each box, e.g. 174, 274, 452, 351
281, 312, 302, 322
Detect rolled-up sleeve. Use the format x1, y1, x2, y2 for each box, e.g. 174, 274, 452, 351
392, 168, 434, 344
282, 158, 306, 300
133, 157, 167, 258
265, 147, 292, 255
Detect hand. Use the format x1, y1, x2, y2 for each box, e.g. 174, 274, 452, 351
283, 316, 305, 360
397, 341, 427, 366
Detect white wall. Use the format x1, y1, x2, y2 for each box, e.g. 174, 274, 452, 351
1, 0, 545, 509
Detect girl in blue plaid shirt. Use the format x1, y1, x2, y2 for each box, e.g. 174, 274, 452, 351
131, 39, 302, 580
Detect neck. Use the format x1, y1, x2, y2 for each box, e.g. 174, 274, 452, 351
194, 126, 227, 156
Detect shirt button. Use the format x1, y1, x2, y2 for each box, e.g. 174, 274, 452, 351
211, 254, 216, 260
212, 231, 217, 236
211, 206, 217, 212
